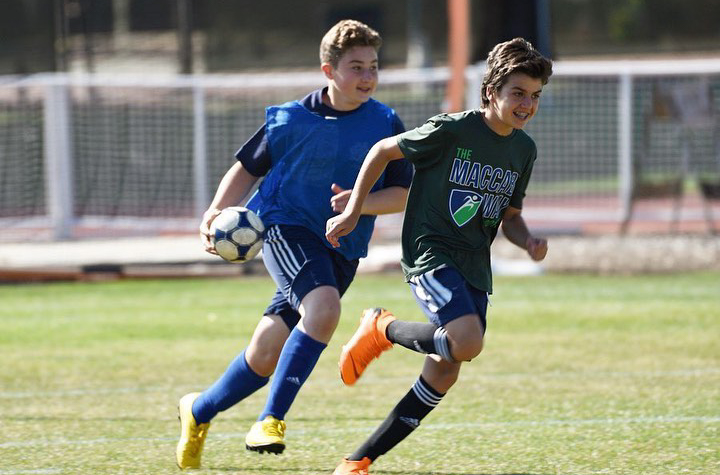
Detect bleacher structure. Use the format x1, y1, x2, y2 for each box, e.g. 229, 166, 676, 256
1, 59, 719, 242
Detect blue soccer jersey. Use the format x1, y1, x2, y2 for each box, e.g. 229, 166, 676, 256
237, 88, 411, 260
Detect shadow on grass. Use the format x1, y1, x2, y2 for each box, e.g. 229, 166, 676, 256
398, 472, 589, 475
210, 467, 581, 475
369, 472, 582, 475
220, 414, 386, 424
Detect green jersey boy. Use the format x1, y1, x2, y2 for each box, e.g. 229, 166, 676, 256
325, 37, 553, 475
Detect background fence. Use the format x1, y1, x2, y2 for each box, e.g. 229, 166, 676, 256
1, 59, 719, 242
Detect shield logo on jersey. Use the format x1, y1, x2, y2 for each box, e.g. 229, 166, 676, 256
449, 189, 483, 227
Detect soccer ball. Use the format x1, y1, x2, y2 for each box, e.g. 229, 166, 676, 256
210, 206, 265, 263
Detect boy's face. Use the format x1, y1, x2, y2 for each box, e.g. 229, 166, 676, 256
322, 45, 378, 111
485, 72, 544, 135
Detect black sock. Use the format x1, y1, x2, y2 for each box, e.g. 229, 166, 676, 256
386, 321, 455, 362
348, 376, 444, 462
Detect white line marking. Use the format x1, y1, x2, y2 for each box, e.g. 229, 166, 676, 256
0, 386, 170, 399
1, 368, 718, 399
0, 470, 62, 475
2, 416, 718, 449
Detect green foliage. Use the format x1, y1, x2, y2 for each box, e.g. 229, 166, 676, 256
608, 0, 648, 41
551, 0, 720, 54
1, 272, 718, 474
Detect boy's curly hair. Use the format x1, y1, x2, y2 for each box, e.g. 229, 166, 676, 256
481, 38, 553, 107
320, 20, 382, 68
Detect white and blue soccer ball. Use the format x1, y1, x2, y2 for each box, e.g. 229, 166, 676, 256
210, 206, 265, 263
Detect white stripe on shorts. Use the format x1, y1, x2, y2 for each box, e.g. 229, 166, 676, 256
411, 268, 452, 313
267, 225, 302, 277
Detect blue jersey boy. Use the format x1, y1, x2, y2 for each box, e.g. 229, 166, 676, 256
176, 19, 413, 470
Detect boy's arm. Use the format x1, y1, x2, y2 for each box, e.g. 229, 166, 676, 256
326, 136, 405, 247
330, 183, 408, 215
501, 206, 548, 261
200, 161, 260, 254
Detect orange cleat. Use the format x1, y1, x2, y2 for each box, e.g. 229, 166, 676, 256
339, 308, 395, 385
332, 457, 372, 475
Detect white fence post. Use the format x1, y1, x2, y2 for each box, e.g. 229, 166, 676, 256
465, 63, 484, 110
43, 81, 74, 240
193, 83, 209, 219
618, 72, 634, 223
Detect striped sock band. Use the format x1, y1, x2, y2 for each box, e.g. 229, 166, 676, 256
433, 326, 455, 363
350, 375, 444, 461
411, 376, 444, 408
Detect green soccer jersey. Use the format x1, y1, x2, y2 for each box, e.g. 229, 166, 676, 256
396, 109, 537, 293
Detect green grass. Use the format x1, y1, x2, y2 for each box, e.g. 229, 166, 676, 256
1, 272, 719, 475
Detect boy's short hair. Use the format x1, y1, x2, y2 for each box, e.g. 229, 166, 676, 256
320, 20, 382, 68
481, 38, 553, 107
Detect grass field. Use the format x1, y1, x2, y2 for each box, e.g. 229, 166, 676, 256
1, 271, 718, 475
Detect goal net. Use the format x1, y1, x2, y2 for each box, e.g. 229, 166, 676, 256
1, 60, 719, 241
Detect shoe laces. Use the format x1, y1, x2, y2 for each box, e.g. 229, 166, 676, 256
354, 310, 388, 364
353, 338, 383, 368
264, 418, 286, 437
187, 424, 208, 456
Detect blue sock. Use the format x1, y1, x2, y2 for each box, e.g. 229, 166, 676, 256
192, 350, 269, 424
258, 328, 326, 421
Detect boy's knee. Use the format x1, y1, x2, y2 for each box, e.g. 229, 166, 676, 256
299, 291, 341, 341
445, 315, 485, 362
450, 333, 484, 362
317, 300, 342, 321
308, 300, 341, 331
246, 345, 282, 377
301, 287, 341, 321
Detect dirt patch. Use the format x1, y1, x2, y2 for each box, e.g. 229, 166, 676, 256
492, 235, 720, 274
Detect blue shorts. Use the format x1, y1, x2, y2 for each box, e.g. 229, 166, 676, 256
262, 224, 359, 329
408, 265, 488, 330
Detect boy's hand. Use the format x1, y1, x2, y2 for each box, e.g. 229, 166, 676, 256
326, 212, 360, 248
526, 236, 548, 261
330, 183, 351, 213
199, 208, 222, 255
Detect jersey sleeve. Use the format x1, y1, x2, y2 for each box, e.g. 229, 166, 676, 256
509, 148, 537, 209
396, 114, 452, 170
391, 114, 406, 136
234, 124, 271, 177
383, 156, 413, 188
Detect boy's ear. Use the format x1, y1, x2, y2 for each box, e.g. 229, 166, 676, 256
485, 85, 494, 101
321, 62, 334, 79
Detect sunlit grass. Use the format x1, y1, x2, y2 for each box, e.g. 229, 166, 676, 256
1, 272, 718, 474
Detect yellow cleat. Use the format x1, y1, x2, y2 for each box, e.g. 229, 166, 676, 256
245, 415, 286, 454
333, 457, 372, 475
176, 392, 210, 469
